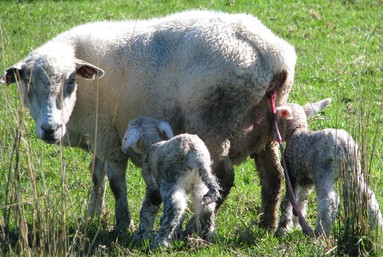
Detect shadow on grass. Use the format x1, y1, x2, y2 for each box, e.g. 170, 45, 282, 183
1, 222, 138, 256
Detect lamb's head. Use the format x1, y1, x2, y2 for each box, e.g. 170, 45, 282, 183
0, 42, 104, 143
275, 98, 332, 141
122, 116, 174, 156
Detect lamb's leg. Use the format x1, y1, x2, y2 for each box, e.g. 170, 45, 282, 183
276, 194, 293, 236
253, 141, 284, 230
185, 158, 232, 236
198, 203, 216, 242
135, 189, 162, 241
191, 183, 216, 242
293, 185, 314, 228
357, 175, 383, 230
152, 188, 187, 249
314, 177, 338, 237
107, 161, 131, 232
88, 156, 107, 217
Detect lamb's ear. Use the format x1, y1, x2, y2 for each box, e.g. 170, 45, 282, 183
276, 106, 293, 120
122, 128, 141, 153
303, 98, 332, 117
75, 59, 105, 80
158, 121, 174, 140
0, 62, 25, 85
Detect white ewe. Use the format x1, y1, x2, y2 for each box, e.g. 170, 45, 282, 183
1, 10, 296, 231
275, 99, 383, 237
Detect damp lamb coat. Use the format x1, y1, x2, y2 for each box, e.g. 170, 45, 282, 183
0, 10, 297, 230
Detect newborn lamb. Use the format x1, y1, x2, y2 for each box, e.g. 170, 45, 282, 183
275, 98, 383, 237
122, 116, 220, 248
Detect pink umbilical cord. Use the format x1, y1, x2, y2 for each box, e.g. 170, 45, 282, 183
269, 91, 313, 236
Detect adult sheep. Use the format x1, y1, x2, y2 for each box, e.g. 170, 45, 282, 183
0, 10, 296, 231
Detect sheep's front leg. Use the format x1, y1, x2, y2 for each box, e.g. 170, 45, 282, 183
135, 189, 162, 241
107, 161, 131, 232
253, 141, 284, 230
213, 158, 235, 208
88, 156, 107, 217
152, 189, 187, 249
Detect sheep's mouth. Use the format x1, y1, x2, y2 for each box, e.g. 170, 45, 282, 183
39, 124, 66, 144
41, 134, 61, 144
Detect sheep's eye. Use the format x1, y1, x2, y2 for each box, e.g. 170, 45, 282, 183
69, 77, 75, 85
65, 78, 76, 95
65, 76, 76, 95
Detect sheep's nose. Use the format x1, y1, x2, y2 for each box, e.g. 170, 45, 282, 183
41, 124, 57, 135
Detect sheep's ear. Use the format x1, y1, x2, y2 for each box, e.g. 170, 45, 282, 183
0, 62, 25, 85
303, 98, 332, 117
122, 128, 141, 153
75, 59, 105, 80
276, 106, 293, 120
158, 121, 174, 140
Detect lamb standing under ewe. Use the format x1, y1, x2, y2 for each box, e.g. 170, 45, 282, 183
1, 10, 296, 231
274, 99, 383, 237
122, 116, 220, 248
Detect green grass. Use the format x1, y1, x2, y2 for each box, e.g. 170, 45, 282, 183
1, 0, 383, 256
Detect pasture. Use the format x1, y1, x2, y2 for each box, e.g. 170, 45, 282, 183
1, 0, 382, 256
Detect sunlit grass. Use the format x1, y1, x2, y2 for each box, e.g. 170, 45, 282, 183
1, 0, 383, 256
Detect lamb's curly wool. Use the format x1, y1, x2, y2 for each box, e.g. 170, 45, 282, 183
122, 116, 220, 248
1, 10, 296, 231
275, 99, 383, 237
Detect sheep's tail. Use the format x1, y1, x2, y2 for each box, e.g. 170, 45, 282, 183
342, 146, 383, 232
356, 175, 383, 230
197, 161, 221, 206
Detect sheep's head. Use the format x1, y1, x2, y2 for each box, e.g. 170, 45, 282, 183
122, 116, 174, 156
0, 43, 104, 144
275, 98, 332, 141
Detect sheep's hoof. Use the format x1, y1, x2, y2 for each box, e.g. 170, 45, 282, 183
134, 230, 152, 241
275, 226, 291, 237
184, 215, 197, 237
107, 227, 130, 242
150, 239, 170, 250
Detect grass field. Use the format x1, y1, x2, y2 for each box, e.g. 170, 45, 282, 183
1, 0, 383, 256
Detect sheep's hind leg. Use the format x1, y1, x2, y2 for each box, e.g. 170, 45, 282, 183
88, 156, 107, 217
152, 189, 187, 249
253, 142, 284, 230
276, 194, 294, 236
135, 189, 162, 241
314, 177, 338, 237
198, 203, 216, 242
186, 158, 233, 235
293, 184, 313, 228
